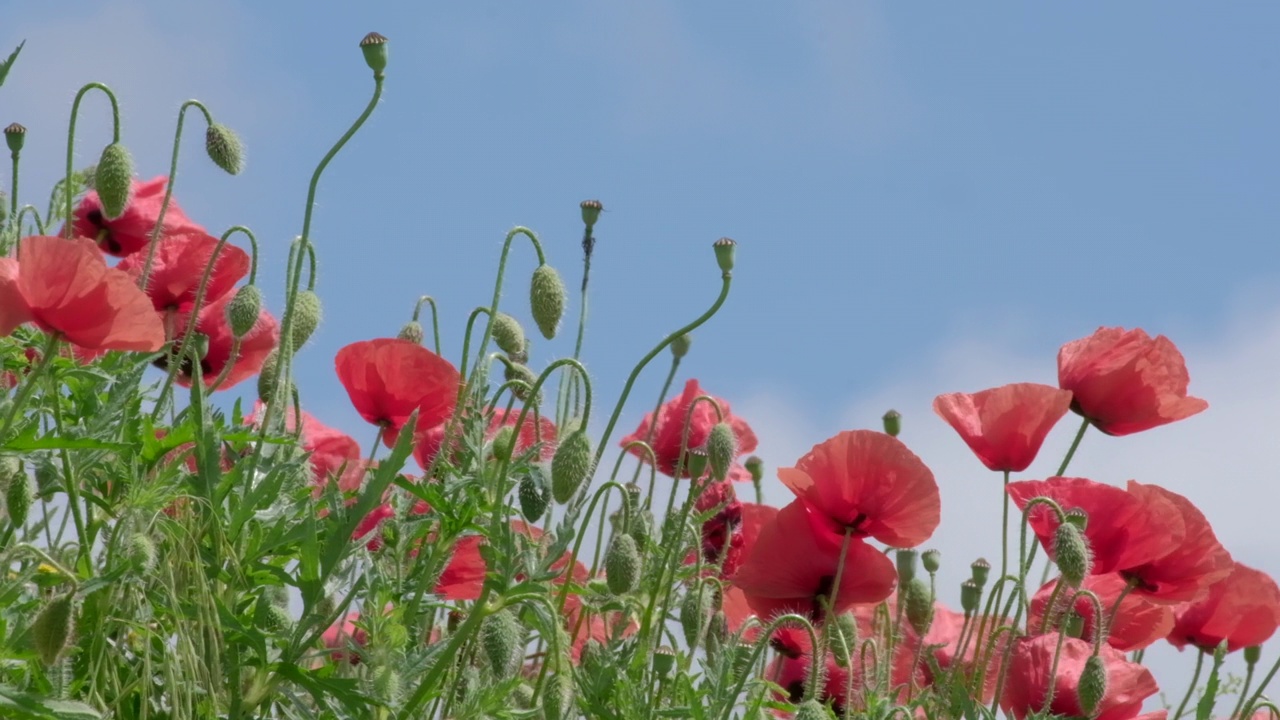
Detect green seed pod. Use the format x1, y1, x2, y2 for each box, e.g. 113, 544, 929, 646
895, 548, 918, 584
1246, 645, 1263, 665
31, 592, 76, 665
1054, 522, 1092, 586
903, 577, 934, 636
95, 143, 134, 219
922, 549, 941, 574
744, 455, 764, 484
604, 533, 641, 595
830, 611, 859, 668
1063, 611, 1085, 638
127, 533, 156, 573
680, 583, 715, 649
491, 426, 515, 462
290, 290, 323, 350
518, 471, 550, 522
580, 199, 603, 229
882, 409, 902, 438
491, 312, 525, 356
397, 320, 424, 345
1065, 507, 1089, 531
4, 122, 26, 153
504, 362, 542, 405
256, 350, 281, 403
1077, 653, 1108, 717
795, 700, 835, 720
529, 264, 567, 340
205, 123, 245, 175
712, 237, 736, 273
652, 646, 676, 677
5, 471, 33, 527
960, 580, 982, 614
360, 32, 389, 74
480, 609, 522, 679
373, 665, 401, 702
685, 448, 709, 479
705, 422, 736, 482
542, 672, 574, 720
551, 429, 593, 505
226, 285, 263, 338
670, 333, 692, 359
971, 558, 991, 587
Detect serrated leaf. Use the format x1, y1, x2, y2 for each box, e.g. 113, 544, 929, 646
0, 41, 24, 88
0, 684, 101, 719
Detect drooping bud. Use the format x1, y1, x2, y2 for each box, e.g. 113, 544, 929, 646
604, 533, 641, 595
882, 409, 902, 438
542, 672, 574, 720
262, 604, 293, 632
744, 455, 764, 484
257, 350, 281, 402
226, 285, 263, 338
652, 646, 676, 677
128, 533, 157, 572
680, 583, 716, 648
31, 592, 76, 665
794, 699, 834, 720
5, 471, 33, 527
960, 579, 982, 614
480, 609, 522, 679
705, 611, 730, 662
4, 122, 25, 153
670, 333, 692, 359
1077, 654, 1108, 717
1065, 507, 1089, 531
580, 199, 603, 229
397, 320, 424, 345
895, 548, 918, 584
491, 312, 525, 356
373, 665, 401, 702
95, 143, 135, 219
1053, 522, 1092, 586
0, 455, 20, 486
629, 509, 654, 546
551, 429, 593, 504
903, 577, 934, 636
712, 237, 736, 273
290, 290, 323, 350
830, 611, 859, 668
490, 426, 516, 462
705, 422, 736, 482
359, 32, 389, 75
518, 470, 550, 522
529, 264, 567, 340
504, 362, 542, 405
922, 549, 941, 574
970, 558, 991, 587
205, 123, 245, 175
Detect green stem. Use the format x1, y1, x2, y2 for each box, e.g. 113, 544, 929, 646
1001, 469, 1011, 588
1174, 651, 1206, 720
63, 83, 121, 239
636, 354, 681, 509
1240, 649, 1280, 720
1056, 417, 1090, 476
14, 205, 45, 236
0, 332, 60, 440
1232, 658, 1258, 719
464, 226, 544, 384
397, 587, 493, 719
137, 100, 214, 289
413, 295, 442, 354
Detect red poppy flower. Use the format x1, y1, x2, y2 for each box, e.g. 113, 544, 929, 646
321, 611, 368, 665
1169, 562, 1280, 653
686, 480, 744, 574
1029, 574, 1174, 652
68, 176, 205, 257
116, 232, 249, 312
563, 594, 639, 662
336, 339, 461, 435
619, 378, 759, 481
249, 403, 363, 490
352, 503, 395, 550
778, 429, 940, 548
768, 652, 854, 715
3, 236, 165, 351
731, 500, 896, 622
161, 293, 278, 389
911, 603, 1009, 701
1001, 633, 1161, 720
1119, 482, 1231, 604
933, 383, 1074, 472
1058, 326, 1207, 436
1007, 477, 1183, 578
436, 535, 487, 601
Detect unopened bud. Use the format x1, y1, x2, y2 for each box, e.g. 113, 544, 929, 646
95, 143, 134, 220
504, 362, 542, 405
480, 609, 522, 679
31, 592, 76, 665
896, 548, 918, 584
744, 455, 764, 484
830, 611, 859, 668
529, 264, 566, 340
5, 471, 33, 527
960, 579, 982, 614
795, 699, 833, 720
1053, 522, 1092, 586
257, 350, 281, 403
882, 409, 902, 437
1064, 612, 1085, 638
1078, 654, 1108, 717
712, 237, 736, 273
518, 471, 550, 522
226, 285, 263, 338
604, 533, 641, 595
491, 426, 516, 462
205, 123, 245, 175
542, 672, 574, 720
397, 320, 424, 345
262, 604, 293, 632
4, 122, 25, 153
551, 429, 593, 504
903, 577, 934, 635
1246, 646, 1263, 665
670, 333, 692, 359
580, 199, 603, 229
128, 533, 156, 572
630, 509, 654, 546
373, 665, 401, 701
971, 558, 991, 587
290, 290, 323, 351
705, 422, 736, 482
922, 549, 941, 574
359, 32, 389, 75
491, 312, 525, 356
680, 583, 716, 649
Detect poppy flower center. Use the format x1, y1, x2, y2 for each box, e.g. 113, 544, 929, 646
1120, 571, 1158, 593
87, 210, 121, 255
843, 512, 868, 535
811, 575, 835, 622
785, 680, 805, 704
152, 345, 213, 379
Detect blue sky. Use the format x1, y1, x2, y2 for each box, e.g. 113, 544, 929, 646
5, 0, 1280, 697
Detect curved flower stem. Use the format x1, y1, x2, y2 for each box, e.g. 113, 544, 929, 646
1056, 417, 1090, 476
554, 480, 627, 611
464, 226, 545, 383
1239, 651, 1280, 720
611, 440, 657, 495
225, 225, 261, 284
717, 614, 820, 720
635, 353, 681, 509
63, 83, 121, 238
593, 269, 733, 471
1232, 658, 1259, 720
413, 295, 442, 354
14, 205, 45, 236
137, 100, 214, 289
0, 332, 60, 440
459, 306, 493, 376
1173, 651, 1207, 720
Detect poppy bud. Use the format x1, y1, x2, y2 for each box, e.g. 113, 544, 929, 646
680, 583, 716, 648
490, 426, 515, 462
551, 429, 593, 504
744, 455, 764, 484
970, 558, 991, 587
0, 454, 20, 485
1246, 646, 1262, 665
504, 362, 542, 405
226, 285, 263, 338
580, 638, 607, 678
205, 123, 245, 175
960, 579, 982, 614
262, 604, 293, 632
731, 643, 756, 685
1053, 522, 1092, 586
706, 422, 736, 482
542, 672, 574, 720
903, 577, 934, 636
513, 682, 535, 708
705, 610, 730, 662
830, 611, 859, 668
712, 237, 736, 274
580, 199, 603, 229
685, 447, 708, 479
529, 264, 567, 340
630, 509, 654, 546
95, 143, 134, 220
128, 533, 156, 573
895, 548, 918, 584
4, 122, 25, 153
1065, 507, 1088, 530
5, 471, 33, 527
31, 592, 76, 665
652, 646, 676, 677
670, 333, 692, 359
518, 471, 550, 522
359, 32, 389, 75
397, 320, 424, 345
290, 290, 323, 350
882, 409, 902, 437
492, 312, 525, 356
795, 700, 833, 720
480, 609, 522, 679
604, 533, 641, 595
257, 350, 281, 402
922, 549, 941, 574
373, 665, 401, 702
1078, 654, 1108, 717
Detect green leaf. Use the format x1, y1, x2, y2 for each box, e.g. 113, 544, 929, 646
0, 41, 24, 88
0, 684, 101, 719
3, 434, 131, 452
1196, 644, 1227, 720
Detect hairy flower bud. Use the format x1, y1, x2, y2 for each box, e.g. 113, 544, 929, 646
373, 665, 401, 702
1053, 522, 1092, 586
705, 422, 736, 482
542, 672, 574, 720
605, 533, 641, 595
970, 558, 991, 587
95, 143, 134, 220
5, 471, 33, 527
882, 409, 902, 438
290, 290, 323, 351
359, 32, 389, 74
262, 604, 293, 633
712, 237, 736, 273
205, 123, 245, 175
397, 320, 424, 345
32, 592, 76, 665
518, 471, 550, 522
903, 577, 934, 636
896, 548, 918, 584
530, 264, 567, 340
226, 285, 263, 338
480, 609, 522, 679
504, 361, 542, 405
670, 333, 692, 359
4, 122, 25, 153
128, 533, 157, 572
960, 579, 982, 614
1246, 646, 1263, 665
551, 429, 593, 504
580, 199, 603, 229
492, 312, 525, 356
795, 700, 834, 720
1078, 654, 1108, 717
630, 509, 654, 546
830, 611, 859, 668
680, 583, 716, 649
257, 350, 281, 403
